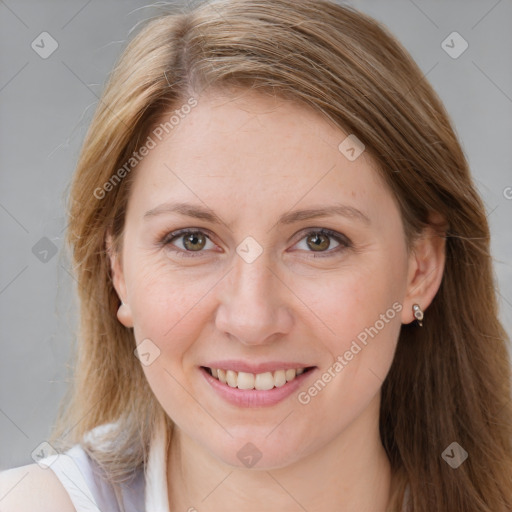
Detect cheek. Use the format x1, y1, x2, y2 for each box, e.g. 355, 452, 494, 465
127, 259, 219, 369
127, 264, 216, 425
275, 254, 406, 457
297, 244, 407, 381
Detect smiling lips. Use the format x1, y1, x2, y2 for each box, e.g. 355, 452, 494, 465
201, 362, 315, 407
206, 367, 307, 390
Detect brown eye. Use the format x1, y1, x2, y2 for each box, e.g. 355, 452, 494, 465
161, 227, 351, 260
293, 228, 351, 258
306, 232, 331, 251
162, 229, 215, 258
182, 232, 207, 251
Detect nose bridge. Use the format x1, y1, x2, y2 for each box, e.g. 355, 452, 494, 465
215, 249, 292, 345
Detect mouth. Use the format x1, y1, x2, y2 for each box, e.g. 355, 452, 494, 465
201, 366, 315, 391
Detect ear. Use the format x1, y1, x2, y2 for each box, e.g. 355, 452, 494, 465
106, 230, 133, 328
401, 212, 447, 325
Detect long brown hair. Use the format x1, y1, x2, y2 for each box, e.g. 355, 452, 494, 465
50, 0, 512, 510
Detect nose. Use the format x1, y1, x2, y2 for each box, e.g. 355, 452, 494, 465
214, 253, 294, 346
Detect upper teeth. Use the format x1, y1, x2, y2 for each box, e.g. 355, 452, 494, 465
210, 367, 305, 390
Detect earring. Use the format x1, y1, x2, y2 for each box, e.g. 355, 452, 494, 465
412, 304, 423, 327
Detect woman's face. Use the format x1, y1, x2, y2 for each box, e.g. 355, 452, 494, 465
111, 89, 414, 469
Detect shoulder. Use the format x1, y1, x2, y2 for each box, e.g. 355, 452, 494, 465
0, 462, 75, 512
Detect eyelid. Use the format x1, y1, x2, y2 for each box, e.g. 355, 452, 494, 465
160, 228, 218, 254
289, 228, 351, 258
160, 227, 351, 258
160, 227, 215, 245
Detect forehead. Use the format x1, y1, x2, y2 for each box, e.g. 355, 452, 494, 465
127, 89, 394, 226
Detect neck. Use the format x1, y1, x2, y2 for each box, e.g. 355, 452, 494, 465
167, 393, 391, 511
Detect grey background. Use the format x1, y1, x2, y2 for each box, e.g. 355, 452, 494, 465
1, 0, 511, 471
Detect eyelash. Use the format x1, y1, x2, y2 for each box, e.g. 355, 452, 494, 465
159, 228, 352, 259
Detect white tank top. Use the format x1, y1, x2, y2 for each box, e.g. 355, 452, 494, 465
37, 415, 410, 511
37, 414, 170, 512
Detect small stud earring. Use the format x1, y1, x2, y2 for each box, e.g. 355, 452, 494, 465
412, 304, 424, 327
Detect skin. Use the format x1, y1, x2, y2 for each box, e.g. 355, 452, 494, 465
109, 88, 446, 511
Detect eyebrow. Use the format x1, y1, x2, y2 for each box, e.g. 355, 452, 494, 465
143, 201, 371, 227
144, 203, 371, 227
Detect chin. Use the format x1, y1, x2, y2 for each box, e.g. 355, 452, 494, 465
205, 432, 310, 471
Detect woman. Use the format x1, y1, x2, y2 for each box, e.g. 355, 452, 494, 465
1, 0, 511, 510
